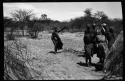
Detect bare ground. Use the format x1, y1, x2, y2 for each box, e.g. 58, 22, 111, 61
4, 32, 105, 80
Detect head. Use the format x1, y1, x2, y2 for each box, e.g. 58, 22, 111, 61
109, 26, 114, 33
86, 24, 91, 32
86, 24, 91, 27
52, 27, 57, 32
102, 23, 107, 27
96, 27, 102, 35
92, 23, 96, 30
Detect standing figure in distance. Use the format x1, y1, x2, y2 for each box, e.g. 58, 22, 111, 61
51, 27, 65, 53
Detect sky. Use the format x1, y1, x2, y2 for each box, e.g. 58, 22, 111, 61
3, 2, 122, 21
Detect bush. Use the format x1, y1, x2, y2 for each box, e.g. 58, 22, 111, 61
104, 31, 123, 80
4, 40, 32, 80
6, 34, 15, 40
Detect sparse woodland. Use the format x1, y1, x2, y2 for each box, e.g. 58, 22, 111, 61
4, 8, 123, 80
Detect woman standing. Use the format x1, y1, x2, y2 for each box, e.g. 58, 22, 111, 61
51, 27, 65, 53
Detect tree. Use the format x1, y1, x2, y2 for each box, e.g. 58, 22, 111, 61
93, 11, 108, 25
32, 22, 42, 38
4, 17, 13, 30
83, 8, 94, 25
4, 17, 18, 40
84, 8, 92, 17
10, 9, 34, 36
41, 14, 47, 20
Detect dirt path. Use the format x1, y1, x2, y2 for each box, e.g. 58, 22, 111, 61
13, 33, 105, 80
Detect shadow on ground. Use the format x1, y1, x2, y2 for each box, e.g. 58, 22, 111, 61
77, 54, 85, 57
77, 62, 103, 71
48, 51, 62, 54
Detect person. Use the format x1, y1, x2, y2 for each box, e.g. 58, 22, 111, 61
108, 27, 115, 49
101, 23, 107, 35
109, 27, 115, 39
101, 23, 115, 49
95, 29, 106, 64
51, 27, 65, 53
84, 24, 94, 66
91, 23, 98, 55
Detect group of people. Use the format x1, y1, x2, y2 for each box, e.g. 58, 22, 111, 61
51, 23, 115, 68
84, 23, 115, 67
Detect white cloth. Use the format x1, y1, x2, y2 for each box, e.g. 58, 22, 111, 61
97, 35, 106, 42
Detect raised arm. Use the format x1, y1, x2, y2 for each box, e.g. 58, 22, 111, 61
57, 27, 66, 33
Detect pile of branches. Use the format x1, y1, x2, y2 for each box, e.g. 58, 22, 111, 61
4, 39, 33, 80
103, 31, 123, 80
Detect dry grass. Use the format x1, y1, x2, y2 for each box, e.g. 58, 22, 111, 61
4, 32, 105, 80
4, 39, 33, 80
103, 31, 123, 80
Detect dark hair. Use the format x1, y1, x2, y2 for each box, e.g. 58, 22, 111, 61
109, 27, 114, 33
52, 27, 57, 32
54, 29, 57, 32
85, 26, 90, 33
92, 24, 96, 30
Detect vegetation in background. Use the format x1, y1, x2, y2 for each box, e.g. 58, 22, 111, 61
4, 7, 123, 80
4, 8, 122, 39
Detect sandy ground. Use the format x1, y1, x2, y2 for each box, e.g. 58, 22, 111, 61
5, 32, 105, 80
